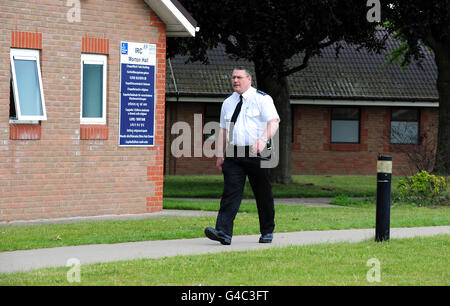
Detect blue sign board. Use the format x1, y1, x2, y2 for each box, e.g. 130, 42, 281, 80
119, 42, 156, 146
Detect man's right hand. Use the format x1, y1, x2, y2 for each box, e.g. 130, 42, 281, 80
216, 157, 224, 173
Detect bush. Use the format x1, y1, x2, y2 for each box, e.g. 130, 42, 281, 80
397, 171, 448, 206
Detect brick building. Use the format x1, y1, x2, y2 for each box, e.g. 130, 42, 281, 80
1, 0, 197, 222
164, 42, 439, 176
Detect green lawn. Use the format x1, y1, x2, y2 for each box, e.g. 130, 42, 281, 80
163, 174, 387, 198
1, 235, 448, 286
164, 174, 450, 199
1, 174, 448, 286
1, 200, 449, 252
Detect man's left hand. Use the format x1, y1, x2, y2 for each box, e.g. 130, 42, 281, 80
252, 138, 267, 154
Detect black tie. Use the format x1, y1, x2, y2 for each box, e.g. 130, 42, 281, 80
229, 95, 243, 143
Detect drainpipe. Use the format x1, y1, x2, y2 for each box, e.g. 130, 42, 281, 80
168, 58, 179, 175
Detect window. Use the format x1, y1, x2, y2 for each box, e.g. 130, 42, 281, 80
81, 54, 107, 124
10, 49, 46, 121
390, 108, 419, 144
331, 107, 360, 143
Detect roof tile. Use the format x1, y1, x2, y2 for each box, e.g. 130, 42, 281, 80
166, 38, 438, 101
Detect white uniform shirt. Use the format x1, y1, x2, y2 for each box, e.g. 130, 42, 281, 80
220, 86, 280, 146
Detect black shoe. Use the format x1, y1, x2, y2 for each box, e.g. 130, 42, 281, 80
204, 227, 231, 245
259, 233, 273, 243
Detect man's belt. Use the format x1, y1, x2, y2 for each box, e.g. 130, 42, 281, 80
226, 145, 271, 159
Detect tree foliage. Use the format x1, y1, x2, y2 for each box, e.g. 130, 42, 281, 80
168, 0, 385, 75
381, 1, 449, 66
380, 0, 450, 174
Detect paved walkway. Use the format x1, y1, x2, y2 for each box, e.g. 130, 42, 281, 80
0, 209, 218, 227
1, 226, 449, 274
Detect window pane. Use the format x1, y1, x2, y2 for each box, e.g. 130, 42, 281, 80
14, 59, 43, 116
331, 120, 359, 143
82, 63, 103, 118
392, 109, 418, 121
10, 78, 16, 118
391, 121, 418, 144
331, 108, 359, 120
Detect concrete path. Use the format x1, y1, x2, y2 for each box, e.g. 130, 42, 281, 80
0, 209, 218, 227
1, 226, 449, 274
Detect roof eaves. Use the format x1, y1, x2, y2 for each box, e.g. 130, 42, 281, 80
144, 0, 199, 37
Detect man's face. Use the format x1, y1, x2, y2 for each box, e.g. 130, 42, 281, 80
232, 69, 251, 94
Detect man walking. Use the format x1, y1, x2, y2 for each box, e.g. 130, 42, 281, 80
205, 67, 280, 245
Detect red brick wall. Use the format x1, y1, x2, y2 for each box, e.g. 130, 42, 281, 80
164, 103, 439, 177
165, 102, 217, 175
1, 0, 166, 222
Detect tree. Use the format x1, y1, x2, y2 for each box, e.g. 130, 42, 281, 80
380, 1, 450, 174
168, 0, 385, 183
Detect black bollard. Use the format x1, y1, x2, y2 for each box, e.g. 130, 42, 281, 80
375, 155, 392, 242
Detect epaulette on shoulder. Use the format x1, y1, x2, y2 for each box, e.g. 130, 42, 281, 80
256, 89, 267, 96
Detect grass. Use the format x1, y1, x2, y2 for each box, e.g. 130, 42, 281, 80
1, 199, 449, 252
163, 174, 388, 198
0, 172, 450, 285
1, 175, 448, 285
1, 235, 448, 286
163, 174, 450, 199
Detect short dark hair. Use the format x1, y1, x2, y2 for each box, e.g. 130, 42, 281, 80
233, 66, 252, 78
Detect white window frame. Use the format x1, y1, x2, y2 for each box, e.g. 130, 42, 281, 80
10, 48, 47, 121
80, 54, 107, 124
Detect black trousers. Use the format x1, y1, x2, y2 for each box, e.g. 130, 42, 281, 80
216, 149, 275, 237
